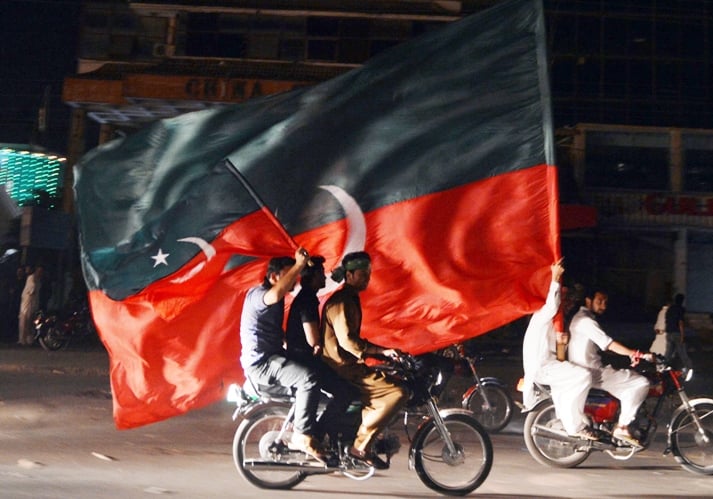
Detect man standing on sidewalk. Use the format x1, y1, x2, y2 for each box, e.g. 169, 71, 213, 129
18, 265, 43, 346
664, 293, 693, 374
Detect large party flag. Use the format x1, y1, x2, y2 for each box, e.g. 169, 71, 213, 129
75, 0, 558, 429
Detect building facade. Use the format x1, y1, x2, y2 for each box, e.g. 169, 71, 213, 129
61, 0, 713, 321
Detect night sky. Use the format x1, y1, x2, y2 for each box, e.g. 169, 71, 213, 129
0, 0, 82, 155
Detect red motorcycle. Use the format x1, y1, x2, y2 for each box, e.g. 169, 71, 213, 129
523, 356, 713, 475
33, 304, 97, 351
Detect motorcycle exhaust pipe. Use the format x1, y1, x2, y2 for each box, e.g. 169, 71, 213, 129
242, 459, 333, 473
532, 426, 617, 451
531, 425, 574, 442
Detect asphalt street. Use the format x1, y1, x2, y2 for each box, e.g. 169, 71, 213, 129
1, 327, 712, 498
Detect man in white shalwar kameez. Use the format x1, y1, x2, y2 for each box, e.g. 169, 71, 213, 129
568, 287, 652, 447
522, 260, 598, 440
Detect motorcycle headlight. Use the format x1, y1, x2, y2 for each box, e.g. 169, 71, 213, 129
226, 383, 241, 403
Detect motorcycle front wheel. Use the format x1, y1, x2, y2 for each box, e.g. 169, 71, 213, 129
463, 383, 513, 433
523, 401, 591, 468
411, 413, 492, 496
670, 399, 713, 475
38, 326, 70, 351
232, 407, 307, 489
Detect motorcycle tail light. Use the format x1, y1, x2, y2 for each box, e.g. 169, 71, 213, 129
648, 381, 664, 397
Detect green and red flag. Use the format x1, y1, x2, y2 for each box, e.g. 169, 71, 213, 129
75, 0, 559, 429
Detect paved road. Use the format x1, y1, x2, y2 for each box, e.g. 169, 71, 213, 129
1, 339, 712, 498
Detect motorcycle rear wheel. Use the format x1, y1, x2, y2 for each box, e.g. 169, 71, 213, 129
463, 383, 513, 433
670, 399, 713, 475
232, 408, 307, 489
38, 326, 70, 351
523, 401, 591, 468
411, 413, 492, 496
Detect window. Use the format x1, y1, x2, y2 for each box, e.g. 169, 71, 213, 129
585, 131, 669, 190
550, 57, 575, 94
683, 134, 713, 193
602, 59, 628, 98
576, 58, 600, 97
549, 14, 576, 52
602, 18, 628, 55
307, 39, 336, 61
577, 16, 600, 54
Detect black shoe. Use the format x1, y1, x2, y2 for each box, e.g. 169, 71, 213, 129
348, 448, 389, 470
366, 453, 389, 470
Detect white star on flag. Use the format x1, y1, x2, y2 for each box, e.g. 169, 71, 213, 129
151, 249, 169, 267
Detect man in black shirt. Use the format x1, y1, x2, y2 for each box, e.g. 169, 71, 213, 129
286, 256, 359, 445
664, 293, 693, 373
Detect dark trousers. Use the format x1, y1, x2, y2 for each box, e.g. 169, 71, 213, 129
245, 353, 321, 435
665, 333, 693, 370
309, 359, 360, 442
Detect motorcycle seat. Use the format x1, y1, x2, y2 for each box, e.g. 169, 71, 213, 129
587, 388, 612, 398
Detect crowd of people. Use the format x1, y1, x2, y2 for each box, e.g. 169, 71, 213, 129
237, 247, 697, 464
0, 244, 698, 471
4, 247, 696, 457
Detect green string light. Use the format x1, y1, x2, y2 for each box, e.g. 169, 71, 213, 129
0, 147, 66, 209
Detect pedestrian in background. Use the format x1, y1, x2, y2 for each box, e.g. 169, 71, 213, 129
664, 293, 693, 374
17, 265, 43, 346
650, 302, 669, 356
5, 267, 27, 341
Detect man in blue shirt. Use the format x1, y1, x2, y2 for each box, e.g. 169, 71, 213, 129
240, 247, 325, 463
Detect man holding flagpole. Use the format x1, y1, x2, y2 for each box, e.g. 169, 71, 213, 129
239, 247, 326, 463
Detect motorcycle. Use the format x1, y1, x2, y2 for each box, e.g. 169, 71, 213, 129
438, 343, 514, 433
33, 304, 97, 351
523, 355, 713, 475
228, 352, 493, 496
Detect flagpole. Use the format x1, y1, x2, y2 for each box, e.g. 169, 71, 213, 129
223, 158, 300, 253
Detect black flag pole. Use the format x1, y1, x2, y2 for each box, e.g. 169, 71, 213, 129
224, 159, 311, 263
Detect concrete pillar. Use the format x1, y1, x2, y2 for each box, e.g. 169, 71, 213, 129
673, 228, 687, 296
572, 127, 586, 191
670, 129, 683, 193
63, 108, 86, 214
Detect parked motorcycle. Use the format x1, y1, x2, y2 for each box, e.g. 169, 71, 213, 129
33, 304, 97, 351
228, 352, 493, 495
438, 343, 514, 433
523, 355, 713, 475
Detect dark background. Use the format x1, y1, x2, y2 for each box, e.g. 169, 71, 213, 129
0, 0, 82, 155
